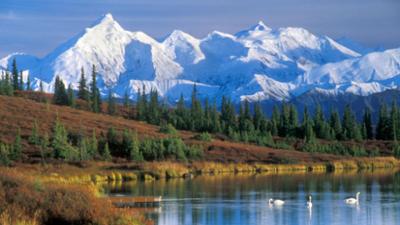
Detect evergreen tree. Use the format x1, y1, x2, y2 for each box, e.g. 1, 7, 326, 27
40, 133, 49, 164
10, 129, 22, 161
289, 104, 298, 136
67, 84, 76, 107
174, 94, 189, 130
90, 65, 101, 113
107, 89, 116, 115
136, 86, 147, 121
39, 81, 44, 93
329, 109, 342, 140
190, 84, 203, 131
271, 105, 280, 136
363, 107, 373, 139
123, 90, 130, 108
313, 105, 325, 139
88, 130, 98, 158
147, 89, 160, 124
29, 120, 41, 145
129, 132, 143, 161
376, 104, 391, 140
278, 104, 290, 137
78, 137, 90, 161
53, 76, 68, 105
0, 72, 12, 95
0, 143, 11, 166
106, 127, 118, 151
390, 101, 400, 141
220, 96, 236, 133
342, 105, 356, 140
51, 119, 77, 160
102, 143, 112, 161
12, 58, 19, 91
77, 67, 89, 101
253, 102, 263, 131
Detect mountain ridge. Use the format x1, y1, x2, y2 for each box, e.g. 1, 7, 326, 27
1, 13, 399, 104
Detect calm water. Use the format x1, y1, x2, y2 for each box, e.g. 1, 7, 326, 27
103, 171, 400, 225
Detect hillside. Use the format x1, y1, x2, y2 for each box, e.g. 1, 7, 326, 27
0, 94, 357, 164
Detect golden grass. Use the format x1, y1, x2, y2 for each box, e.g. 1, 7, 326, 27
0, 167, 148, 225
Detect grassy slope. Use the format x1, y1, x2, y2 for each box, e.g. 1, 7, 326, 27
0, 94, 392, 164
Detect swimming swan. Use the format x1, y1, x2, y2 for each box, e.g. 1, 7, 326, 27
307, 195, 312, 208
345, 192, 360, 204
269, 198, 285, 206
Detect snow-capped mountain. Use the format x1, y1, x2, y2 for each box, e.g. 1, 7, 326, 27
1, 13, 399, 104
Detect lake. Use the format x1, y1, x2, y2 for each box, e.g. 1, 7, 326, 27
103, 170, 400, 225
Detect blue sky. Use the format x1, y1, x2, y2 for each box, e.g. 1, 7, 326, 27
1, 0, 399, 58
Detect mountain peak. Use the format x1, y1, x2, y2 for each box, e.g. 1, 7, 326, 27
90, 13, 120, 29
254, 20, 271, 31
235, 20, 272, 38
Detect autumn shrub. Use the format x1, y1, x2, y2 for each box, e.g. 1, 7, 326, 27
0, 170, 145, 225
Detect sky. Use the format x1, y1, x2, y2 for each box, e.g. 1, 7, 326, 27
0, 0, 399, 58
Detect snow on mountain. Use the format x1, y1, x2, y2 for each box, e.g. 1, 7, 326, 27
1, 14, 399, 103
0, 53, 40, 72
162, 30, 205, 65
302, 48, 400, 84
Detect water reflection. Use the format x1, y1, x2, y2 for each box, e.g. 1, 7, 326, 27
103, 170, 400, 225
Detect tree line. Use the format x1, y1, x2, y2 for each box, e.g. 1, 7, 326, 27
2, 59, 400, 158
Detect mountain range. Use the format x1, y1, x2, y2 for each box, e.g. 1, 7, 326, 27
1, 13, 399, 106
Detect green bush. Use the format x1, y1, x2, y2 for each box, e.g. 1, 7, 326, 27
159, 123, 178, 135
194, 132, 212, 142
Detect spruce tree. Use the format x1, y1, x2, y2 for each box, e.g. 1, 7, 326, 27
253, 102, 263, 131
376, 104, 391, 140
90, 65, 101, 113
289, 105, 298, 136
175, 93, 189, 130
136, 86, 147, 121
0, 143, 11, 166
29, 120, 41, 145
190, 84, 203, 131
78, 67, 89, 101
107, 89, 116, 115
329, 109, 342, 140
220, 96, 236, 133
39, 81, 44, 93
313, 105, 325, 139
123, 90, 130, 108
390, 101, 399, 141
363, 107, 373, 139
88, 130, 98, 158
10, 129, 22, 161
342, 105, 356, 140
51, 119, 76, 160
12, 58, 19, 91
102, 143, 112, 161
53, 76, 68, 105
129, 132, 143, 161
147, 89, 160, 124
67, 84, 76, 107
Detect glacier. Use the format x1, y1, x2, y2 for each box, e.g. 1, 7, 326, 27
1, 13, 399, 103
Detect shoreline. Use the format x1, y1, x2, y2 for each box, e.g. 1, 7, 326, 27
14, 156, 398, 184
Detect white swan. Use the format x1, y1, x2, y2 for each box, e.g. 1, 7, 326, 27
307, 195, 312, 208
269, 198, 285, 206
345, 192, 360, 204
